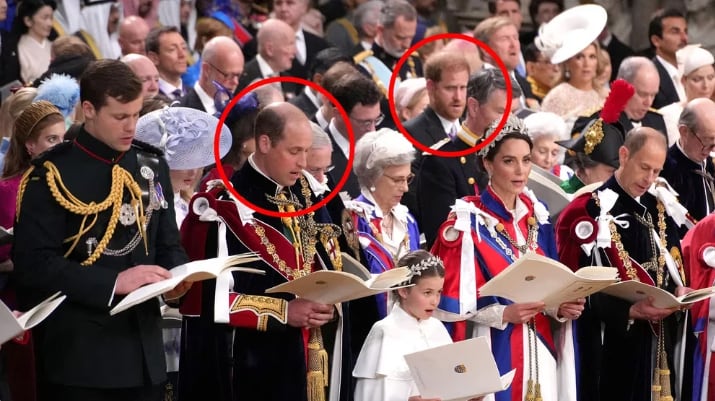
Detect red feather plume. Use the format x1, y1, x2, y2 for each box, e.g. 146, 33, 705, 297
599, 79, 635, 124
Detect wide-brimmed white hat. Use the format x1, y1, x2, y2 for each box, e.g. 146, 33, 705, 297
135, 106, 232, 170
535, 4, 607, 65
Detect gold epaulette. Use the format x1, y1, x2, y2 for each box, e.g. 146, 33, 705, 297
422, 138, 451, 155
353, 49, 373, 64
648, 108, 663, 115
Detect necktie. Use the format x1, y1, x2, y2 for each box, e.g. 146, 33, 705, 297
172, 88, 182, 99
448, 125, 457, 141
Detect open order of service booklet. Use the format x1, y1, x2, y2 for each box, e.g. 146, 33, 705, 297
528, 165, 602, 218
601, 280, 715, 309
404, 336, 515, 401
479, 252, 620, 308
0, 292, 66, 344
110, 254, 264, 315
265, 252, 411, 304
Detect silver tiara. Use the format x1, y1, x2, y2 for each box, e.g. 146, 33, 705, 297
477, 114, 528, 157
407, 256, 443, 277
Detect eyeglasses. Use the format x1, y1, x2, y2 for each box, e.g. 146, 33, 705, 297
350, 113, 384, 130
691, 128, 715, 152
307, 165, 335, 175
206, 61, 241, 81
382, 173, 415, 186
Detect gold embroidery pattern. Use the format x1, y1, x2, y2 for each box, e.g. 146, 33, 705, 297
230, 294, 287, 324
584, 119, 604, 155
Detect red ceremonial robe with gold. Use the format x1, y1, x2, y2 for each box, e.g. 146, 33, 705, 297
433, 187, 576, 401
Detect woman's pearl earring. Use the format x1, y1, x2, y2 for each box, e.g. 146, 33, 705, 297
369, 186, 376, 192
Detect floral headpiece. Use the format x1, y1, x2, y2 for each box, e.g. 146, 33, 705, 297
406, 256, 443, 278
477, 114, 528, 157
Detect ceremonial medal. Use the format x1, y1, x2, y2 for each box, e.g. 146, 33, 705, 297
140, 166, 154, 180
119, 203, 137, 226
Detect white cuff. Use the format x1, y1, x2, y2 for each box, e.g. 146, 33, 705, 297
470, 304, 508, 330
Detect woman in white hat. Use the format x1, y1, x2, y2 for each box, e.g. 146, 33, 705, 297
134, 106, 232, 227
538, 4, 609, 129
660, 46, 715, 144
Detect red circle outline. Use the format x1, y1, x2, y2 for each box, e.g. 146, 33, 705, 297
388, 33, 513, 157
213, 76, 355, 218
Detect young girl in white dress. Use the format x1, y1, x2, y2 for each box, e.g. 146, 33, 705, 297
353, 250, 484, 401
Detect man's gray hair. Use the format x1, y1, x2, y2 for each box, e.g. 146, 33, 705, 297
467, 68, 522, 105
616, 56, 656, 84
355, 0, 383, 37
353, 128, 415, 190
378, 0, 416, 29
310, 122, 333, 150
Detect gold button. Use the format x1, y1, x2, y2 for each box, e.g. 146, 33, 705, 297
467, 177, 475, 185
460, 157, 466, 164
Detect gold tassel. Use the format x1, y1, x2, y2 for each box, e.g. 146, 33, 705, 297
525, 379, 535, 401
534, 382, 542, 401
659, 349, 673, 401
307, 328, 328, 401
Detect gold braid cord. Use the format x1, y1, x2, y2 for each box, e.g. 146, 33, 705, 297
15, 165, 36, 221
42, 161, 145, 266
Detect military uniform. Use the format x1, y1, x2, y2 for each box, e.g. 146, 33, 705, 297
13, 127, 188, 400
353, 43, 423, 130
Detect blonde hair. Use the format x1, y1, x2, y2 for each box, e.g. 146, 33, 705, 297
0, 87, 39, 138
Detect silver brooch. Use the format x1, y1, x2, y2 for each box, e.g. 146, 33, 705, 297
140, 166, 155, 180
119, 203, 137, 226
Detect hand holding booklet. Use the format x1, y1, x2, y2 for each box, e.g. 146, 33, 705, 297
404, 337, 515, 401
478, 253, 620, 308
265, 252, 411, 304
1, 292, 66, 345
600, 280, 715, 309
110, 254, 264, 315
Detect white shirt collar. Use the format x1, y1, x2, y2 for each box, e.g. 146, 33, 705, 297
328, 119, 350, 158
315, 108, 329, 130
256, 54, 278, 78
656, 54, 679, 73
360, 40, 372, 51
193, 82, 217, 116
159, 78, 183, 99
295, 26, 307, 65
248, 153, 283, 195
304, 86, 321, 108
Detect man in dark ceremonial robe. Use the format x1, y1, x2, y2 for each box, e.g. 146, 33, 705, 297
660, 98, 715, 235
180, 102, 353, 401
556, 126, 693, 401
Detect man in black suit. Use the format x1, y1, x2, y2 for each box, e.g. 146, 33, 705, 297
474, 16, 531, 111
599, 26, 634, 82
236, 18, 297, 99
147, 26, 189, 101
241, 0, 329, 90
661, 98, 715, 235
13, 60, 189, 401
181, 36, 244, 115
326, 73, 382, 198
648, 8, 688, 109
401, 51, 469, 217
289, 47, 352, 120
416, 69, 522, 247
